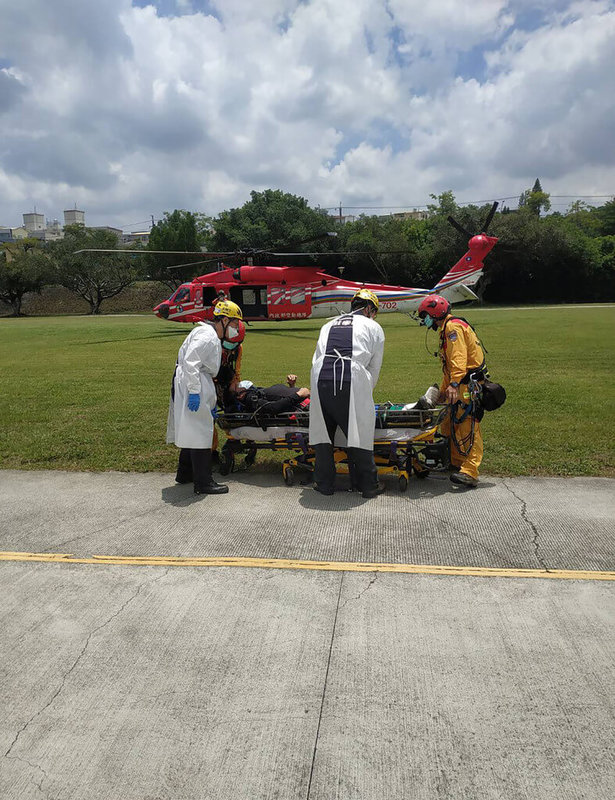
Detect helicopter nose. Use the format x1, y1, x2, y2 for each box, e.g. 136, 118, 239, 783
155, 303, 170, 319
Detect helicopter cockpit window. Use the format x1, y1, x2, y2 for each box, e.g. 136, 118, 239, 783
173, 287, 190, 303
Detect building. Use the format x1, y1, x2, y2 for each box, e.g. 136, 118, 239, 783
389, 210, 429, 221
23, 212, 45, 233
92, 226, 123, 242
64, 208, 85, 226
122, 230, 150, 246
328, 213, 357, 224
0, 226, 28, 243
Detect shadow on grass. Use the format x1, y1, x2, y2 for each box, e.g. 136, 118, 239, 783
72, 330, 188, 346
247, 328, 319, 339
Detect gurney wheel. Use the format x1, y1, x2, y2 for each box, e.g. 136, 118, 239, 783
284, 466, 295, 487
398, 475, 408, 492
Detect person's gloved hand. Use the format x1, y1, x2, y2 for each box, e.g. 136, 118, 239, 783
187, 393, 200, 412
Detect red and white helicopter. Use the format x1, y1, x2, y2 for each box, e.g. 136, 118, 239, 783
78, 203, 499, 323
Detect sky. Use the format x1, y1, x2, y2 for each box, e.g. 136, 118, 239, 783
0, 0, 614, 231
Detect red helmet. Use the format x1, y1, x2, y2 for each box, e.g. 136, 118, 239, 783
418, 294, 451, 321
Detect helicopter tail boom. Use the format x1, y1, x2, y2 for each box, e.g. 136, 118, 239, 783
431, 233, 497, 295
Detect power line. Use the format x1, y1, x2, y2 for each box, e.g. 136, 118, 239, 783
117, 218, 154, 231
321, 193, 613, 211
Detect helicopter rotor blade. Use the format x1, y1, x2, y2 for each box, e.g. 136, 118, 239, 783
72, 248, 236, 257
447, 217, 473, 239
267, 250, 415, 257
271, 231, 339, 252
482, 201, 499, 233
166, 258, 227, 271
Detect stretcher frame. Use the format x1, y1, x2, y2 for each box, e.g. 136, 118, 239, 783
216, 405, 451, 491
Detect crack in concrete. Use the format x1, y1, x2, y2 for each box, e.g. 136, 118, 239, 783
3, 568, 169, 770
306, 572, 344, 800
502, 480, 550, 572
11, 754, 49, 798
340, 572, 378, 609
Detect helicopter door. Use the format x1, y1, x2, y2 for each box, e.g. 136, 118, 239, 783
230, 286, 268, 318
268, 286, 312, 319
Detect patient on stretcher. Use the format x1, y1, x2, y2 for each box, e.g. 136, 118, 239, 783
231, 373, 310, 415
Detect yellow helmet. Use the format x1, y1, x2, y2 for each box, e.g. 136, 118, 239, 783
351, 288, 379, 312
213, 299, 243, 320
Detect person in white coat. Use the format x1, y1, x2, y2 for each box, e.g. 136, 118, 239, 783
309, 289, 385, 498
166, 300, 245, 494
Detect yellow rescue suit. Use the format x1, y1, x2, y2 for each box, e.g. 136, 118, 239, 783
438, 315, 485, 479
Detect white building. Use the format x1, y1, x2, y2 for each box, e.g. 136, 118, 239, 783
64, 208, 85, 226
389, 210, 429, 221
0, 226, 28, 243
122, 230, 150, 246
23, 212, 45, 232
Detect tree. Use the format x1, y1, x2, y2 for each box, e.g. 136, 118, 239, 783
427, 190, 458, 217
566, 200, 590, 215
49, 225, 141, 314
337, 215, 420, 284
145, 210, 200, 290
206, 189, 333, 253
0, 239, 52, 316
193, 212, 214, 247
519, 179, 551, 216
595, 198, 615, 236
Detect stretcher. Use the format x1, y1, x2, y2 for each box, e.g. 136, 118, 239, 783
216, 403, 450, 491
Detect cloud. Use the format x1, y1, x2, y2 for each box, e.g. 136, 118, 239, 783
0, 69, 26, 114
0, 0, 613, 229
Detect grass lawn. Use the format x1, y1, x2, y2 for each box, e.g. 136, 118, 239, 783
1, 307, 614, 476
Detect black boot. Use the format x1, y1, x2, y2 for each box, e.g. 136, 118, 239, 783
192, 449, 229, 495
175, 448, 193, 484
348, 447, 385, 498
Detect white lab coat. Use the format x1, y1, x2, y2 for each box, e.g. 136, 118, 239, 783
166, 323, 221, 449
309, 312, 385, 450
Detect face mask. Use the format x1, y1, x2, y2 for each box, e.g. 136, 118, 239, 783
222, 340, 238, 350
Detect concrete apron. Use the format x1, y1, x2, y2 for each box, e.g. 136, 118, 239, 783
1, 470, 614, 799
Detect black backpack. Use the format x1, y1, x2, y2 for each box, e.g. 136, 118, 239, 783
481, 380, 506, 411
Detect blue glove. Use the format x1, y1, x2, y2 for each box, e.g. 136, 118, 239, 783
211, 407, 218, 419
187, 393, 200, 412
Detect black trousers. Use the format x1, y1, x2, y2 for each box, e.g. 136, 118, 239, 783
314, 381, 378, 493
176, 448, 212, 488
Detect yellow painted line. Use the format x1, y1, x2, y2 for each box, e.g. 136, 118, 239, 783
1, 551, 614, 581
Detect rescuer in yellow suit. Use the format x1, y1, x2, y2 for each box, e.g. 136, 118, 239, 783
417, 294, 485, 488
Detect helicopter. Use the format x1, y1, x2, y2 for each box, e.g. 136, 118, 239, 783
76, 203, 499, 323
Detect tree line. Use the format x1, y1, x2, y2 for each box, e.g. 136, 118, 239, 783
2, 184, 614, 316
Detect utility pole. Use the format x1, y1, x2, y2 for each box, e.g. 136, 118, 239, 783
150, 214, 155, 228
338, 202, 342, 224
